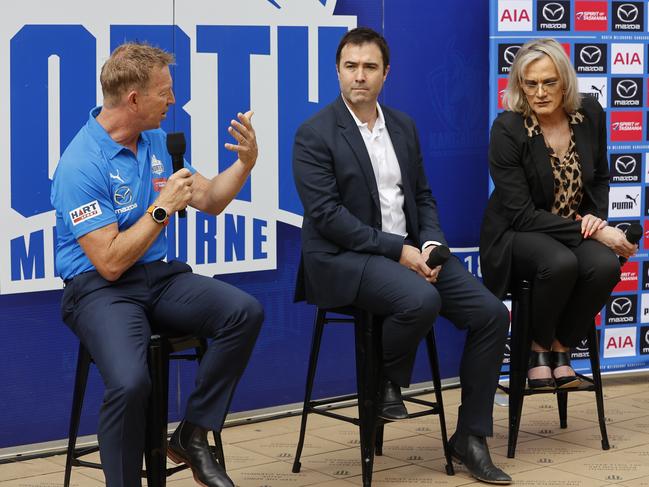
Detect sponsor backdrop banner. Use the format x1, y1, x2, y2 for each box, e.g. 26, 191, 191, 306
1, 1, 492, 448
491, 0, 649, 373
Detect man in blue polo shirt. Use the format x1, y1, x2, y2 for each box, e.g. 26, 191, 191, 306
51, 43, 262, 487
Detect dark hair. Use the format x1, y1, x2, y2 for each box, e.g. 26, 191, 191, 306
335, 27, 390, 70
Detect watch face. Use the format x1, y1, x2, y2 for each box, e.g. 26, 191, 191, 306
152, 207, 167, 223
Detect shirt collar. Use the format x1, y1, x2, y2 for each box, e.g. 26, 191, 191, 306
524, 109, 584, 139
342, 97, 385, 132
86, 106, 150, 159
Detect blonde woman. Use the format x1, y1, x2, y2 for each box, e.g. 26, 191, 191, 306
480, 38, 636, 390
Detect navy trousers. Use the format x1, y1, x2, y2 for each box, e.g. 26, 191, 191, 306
352, 255, 509, 437
61, 260, 264, 487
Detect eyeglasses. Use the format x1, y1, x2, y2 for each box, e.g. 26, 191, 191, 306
521, 79, 561, 95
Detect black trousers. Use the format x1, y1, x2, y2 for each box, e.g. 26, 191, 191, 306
352, 255, 510, 437
61, 260, 264, 487
511, 232, 620, 350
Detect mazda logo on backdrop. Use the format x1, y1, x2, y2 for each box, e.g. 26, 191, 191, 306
616, 79, 638, 98
498, 44, 522, 74
537, 1, 570, 30
618, 3, 639, 22
543, 3, 564, 21
613, 1, 644, 30
610, 153, 641, 183
581, 46, 602, 65
606, 294, 637, 323
575, 44, 607, 73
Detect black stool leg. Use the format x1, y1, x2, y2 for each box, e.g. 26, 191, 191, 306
64, 343, 92, 487
508, 281, 531, 458
375, 425, 384, 456
292, 309, 327, 473
355, 310, 380, 487
145, 335, 170, 487
588, 326, 610, 450
212, 431, 226, 469
557, 391, 568, 429
425, 329, 454, 475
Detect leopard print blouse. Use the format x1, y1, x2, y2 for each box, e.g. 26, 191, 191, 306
524, 111, 585, 218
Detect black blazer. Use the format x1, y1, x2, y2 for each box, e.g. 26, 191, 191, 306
292, 95, 446, 308
480, 95, 609, 299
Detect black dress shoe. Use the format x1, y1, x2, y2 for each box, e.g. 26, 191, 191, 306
378, 380, 409, 420
168, 420, 234, 487
551, 351, 582, 389
449, 433, 512, 485
527, 351, 556, 391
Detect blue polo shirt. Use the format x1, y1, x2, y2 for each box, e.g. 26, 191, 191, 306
51, 107, 195, 280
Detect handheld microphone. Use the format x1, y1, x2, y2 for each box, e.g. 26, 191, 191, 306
426, 244, 451, 268
620, 223, 642, 265
166, 132, 187, 218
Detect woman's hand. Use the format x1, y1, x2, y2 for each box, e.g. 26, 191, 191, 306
590, 226, 638, 260
575, 213, 607, 239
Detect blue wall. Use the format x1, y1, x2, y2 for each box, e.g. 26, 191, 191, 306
0, 0, 490, 448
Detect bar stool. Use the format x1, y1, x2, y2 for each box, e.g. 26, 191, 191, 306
292, 306, 454, 487
498, 280, 610, 458
64, 332, 226, 487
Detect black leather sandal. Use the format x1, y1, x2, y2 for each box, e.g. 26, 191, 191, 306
551, 351, 581, 389
527, 351, 555, 390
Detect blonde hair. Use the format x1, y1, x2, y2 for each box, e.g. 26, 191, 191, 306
503, 38, 580, 117
100, 42, 174, 107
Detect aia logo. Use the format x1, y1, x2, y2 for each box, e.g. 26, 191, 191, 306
611, 44, 644, 74
498, 0, 533, 31
609, 111, 642, 142
603, 327, 636, 358
575, 1, 609, 31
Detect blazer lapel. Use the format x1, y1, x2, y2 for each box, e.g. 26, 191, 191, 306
383, 110, 413, 198
571, 113, 594, 186
529, 134, 555, 209
334, 97, 381, 211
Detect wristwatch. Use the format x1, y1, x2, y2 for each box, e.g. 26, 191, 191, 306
147, 205, 169, 227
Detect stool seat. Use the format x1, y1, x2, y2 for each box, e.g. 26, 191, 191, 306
292, 306, 454, 487
64, 331, 225, 487
498, 280, 610, 458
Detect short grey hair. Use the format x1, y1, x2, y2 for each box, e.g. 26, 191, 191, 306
502, 38, 581, 117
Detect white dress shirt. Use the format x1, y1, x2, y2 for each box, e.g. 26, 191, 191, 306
343, 100, 408, 237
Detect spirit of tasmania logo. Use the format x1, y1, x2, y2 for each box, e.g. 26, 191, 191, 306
0, 0, 356, 294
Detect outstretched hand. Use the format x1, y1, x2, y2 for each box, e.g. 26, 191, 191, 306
224, 111, 258, 168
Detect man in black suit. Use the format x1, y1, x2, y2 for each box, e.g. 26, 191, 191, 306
292, 27, 511, 485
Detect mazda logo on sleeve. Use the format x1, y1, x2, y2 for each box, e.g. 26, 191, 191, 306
616, 79, 638, 99
542, 2, 565, 22
615, 155, 637, 174
611, 297, 633, 316
618, 3, 639, 23
503, 45, 520, 65
113, 185, 133, 205
580, 46, 602, 65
